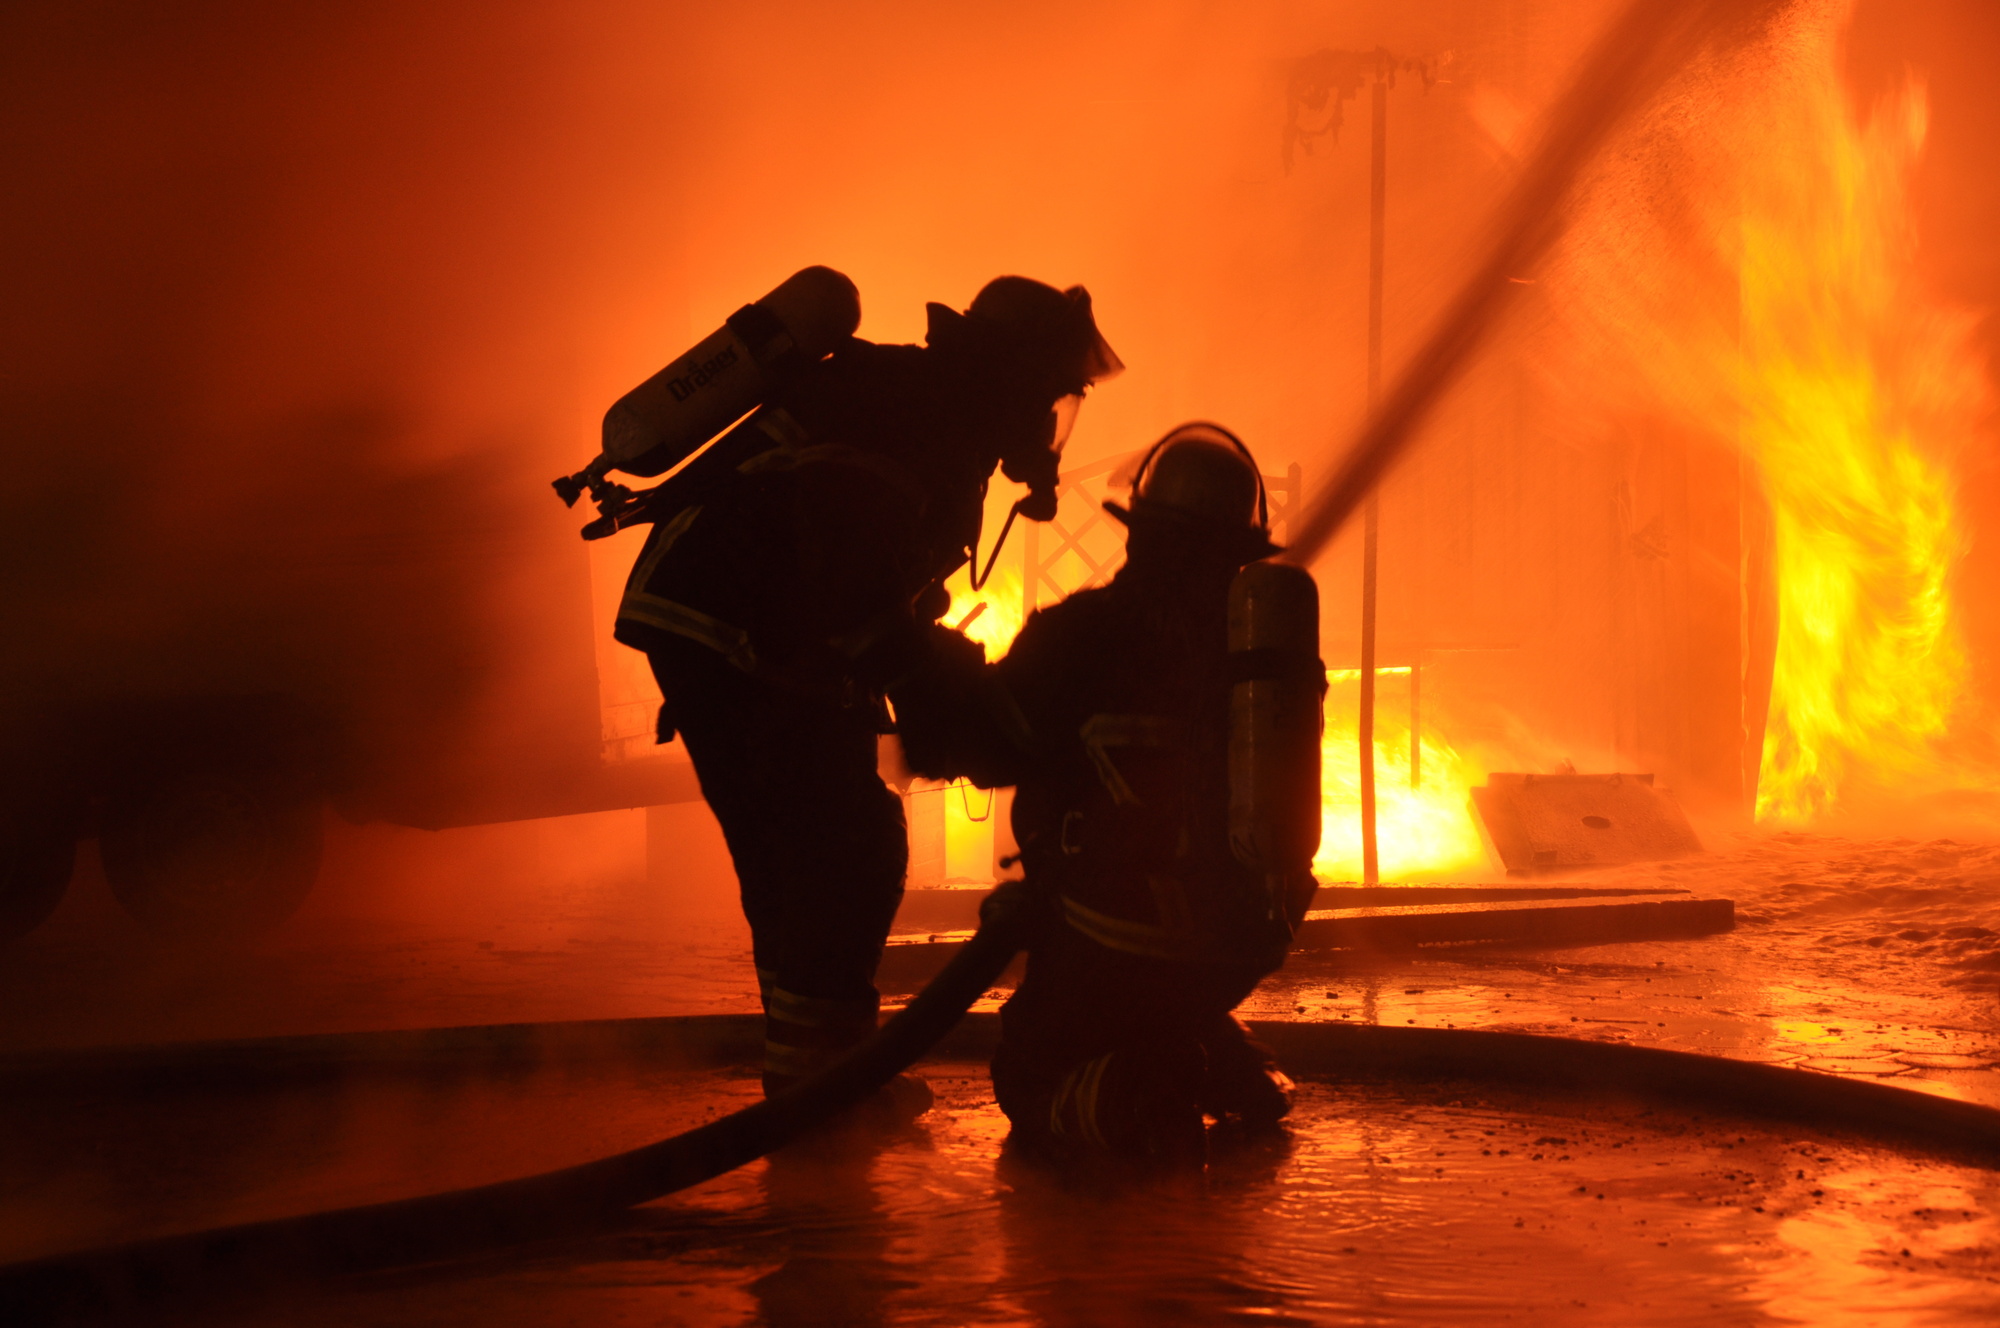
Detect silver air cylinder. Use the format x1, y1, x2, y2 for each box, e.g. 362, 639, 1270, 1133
1227, 561, 1324, 924
600, 266, 861, 477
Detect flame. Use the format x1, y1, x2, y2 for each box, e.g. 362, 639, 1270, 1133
1550, 2, 1989, 824
1734, 21, 1981, 822
942, 780, 1002, 882
941, 563, 1029, 661
1313, 670, 1489, 881
937, 546, 1494, 882
928, 556, 1028, 883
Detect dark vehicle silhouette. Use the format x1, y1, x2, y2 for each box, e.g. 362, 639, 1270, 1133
0, 410, 697, 942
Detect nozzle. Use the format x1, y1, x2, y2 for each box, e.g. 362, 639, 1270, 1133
553, 454, 614, 508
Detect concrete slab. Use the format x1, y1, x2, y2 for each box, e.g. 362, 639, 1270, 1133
878, 896, 1733, 991
892, 882, 1698, 936
1472, 772, 1703, 873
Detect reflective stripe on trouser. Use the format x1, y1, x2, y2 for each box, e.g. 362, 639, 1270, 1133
1036, 1042, 1205, 1159
759, 970, 880, 1080
1047, 1052, 1118, 1150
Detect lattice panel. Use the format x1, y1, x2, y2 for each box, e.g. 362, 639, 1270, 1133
1019, 451, 1303, 617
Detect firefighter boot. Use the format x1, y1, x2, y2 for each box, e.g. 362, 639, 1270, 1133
1046, 1037, 1208, 1168
1197, 1012, 1294, 1129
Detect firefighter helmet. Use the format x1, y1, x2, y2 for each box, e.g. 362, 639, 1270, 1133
1105, 422, 1280, 560
925, 276, 1123, 399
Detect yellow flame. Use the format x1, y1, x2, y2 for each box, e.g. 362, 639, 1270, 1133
1550, 3, 1988, 823
1314, 672, 1489, 881
1737, 18, 1981, 822
940, 555, 1492, 881
941, 564, 1028, 662
929, 559, 1028, 883
942, 780, 1001, 882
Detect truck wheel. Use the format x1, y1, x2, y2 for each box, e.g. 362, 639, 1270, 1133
101, 772, 323, 938
0, 810, 74, 942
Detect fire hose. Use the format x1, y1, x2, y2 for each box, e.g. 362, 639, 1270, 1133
0, 889, 1034, 1324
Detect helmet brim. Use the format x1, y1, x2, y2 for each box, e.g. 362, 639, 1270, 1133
1103, 499, 1284, 562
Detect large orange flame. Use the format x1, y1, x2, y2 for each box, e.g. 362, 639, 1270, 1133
1552, 1, 1988, 825
1736, 16, 1981, 822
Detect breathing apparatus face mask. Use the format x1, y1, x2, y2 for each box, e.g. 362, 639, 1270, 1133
1000, 392, 1083, 521
1049, 392, 1083, 453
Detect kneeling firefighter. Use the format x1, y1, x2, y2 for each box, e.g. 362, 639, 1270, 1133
562, 267, 1122, 1108
887, 424, 1326, 1163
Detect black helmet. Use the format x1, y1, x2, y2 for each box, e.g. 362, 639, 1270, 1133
925, 276, 1124, 399
1105, 422, 1281, 561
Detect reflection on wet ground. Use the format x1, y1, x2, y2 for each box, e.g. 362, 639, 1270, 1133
1241, 944, 2000, 1109
11, 834, 2000, 1112
1236, 833, 2000, 1112
8, 1060, 1997, 1326
7, 831, 2000, 1321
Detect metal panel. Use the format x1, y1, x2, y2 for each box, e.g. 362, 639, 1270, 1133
1470, 771, 1702, 874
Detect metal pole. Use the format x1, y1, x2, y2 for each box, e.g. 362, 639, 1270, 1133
1410, 654, 1422, 790
1360, 73, 1386, 885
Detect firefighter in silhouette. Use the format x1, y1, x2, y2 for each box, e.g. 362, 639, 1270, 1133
610, 276, 1121, 1108
888, 425, 1321, 1163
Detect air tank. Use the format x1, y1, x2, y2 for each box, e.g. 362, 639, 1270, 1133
600, 266, 861, 477
1227, 560, 1325, 927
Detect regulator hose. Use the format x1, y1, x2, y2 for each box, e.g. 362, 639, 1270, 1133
0, 889, 1033, 1325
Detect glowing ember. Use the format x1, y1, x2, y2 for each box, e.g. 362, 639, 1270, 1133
1314, 670, 1489, 882
1735, 15, 1983, 822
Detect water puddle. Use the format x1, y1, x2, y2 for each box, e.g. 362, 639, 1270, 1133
19, 1059, 1984, 1327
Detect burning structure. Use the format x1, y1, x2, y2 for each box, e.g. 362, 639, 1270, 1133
4, 0, 1994, 926
5, 0, 2000, 1321
887, 0, 2000, 898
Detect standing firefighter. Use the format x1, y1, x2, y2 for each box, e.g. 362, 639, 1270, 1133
577, 269, 1121, 1109
890, 424, 1325, 1164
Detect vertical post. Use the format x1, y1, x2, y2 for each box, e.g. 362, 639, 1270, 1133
1359, 72, 1387, 885
1360, 506, 1380, 884
1409, 654, 1422, 790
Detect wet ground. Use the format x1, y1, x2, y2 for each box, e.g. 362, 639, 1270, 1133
1239, 832, 2000, 1112
5, 823, 2000, 1323
5, 1053, 1998, 1327
9, 826, 1998, 1106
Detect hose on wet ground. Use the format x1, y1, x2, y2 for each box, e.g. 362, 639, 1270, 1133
0, 890, 1033, 1324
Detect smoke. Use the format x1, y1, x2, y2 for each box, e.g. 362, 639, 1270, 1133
7, 0, 1996, 969
0, 3, 648, 827
0, 0, 1558, 870
1284, 0, 1794, 565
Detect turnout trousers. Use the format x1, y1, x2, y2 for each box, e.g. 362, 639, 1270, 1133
992, 912, 1281, 1162
648, 638, 909, 1090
